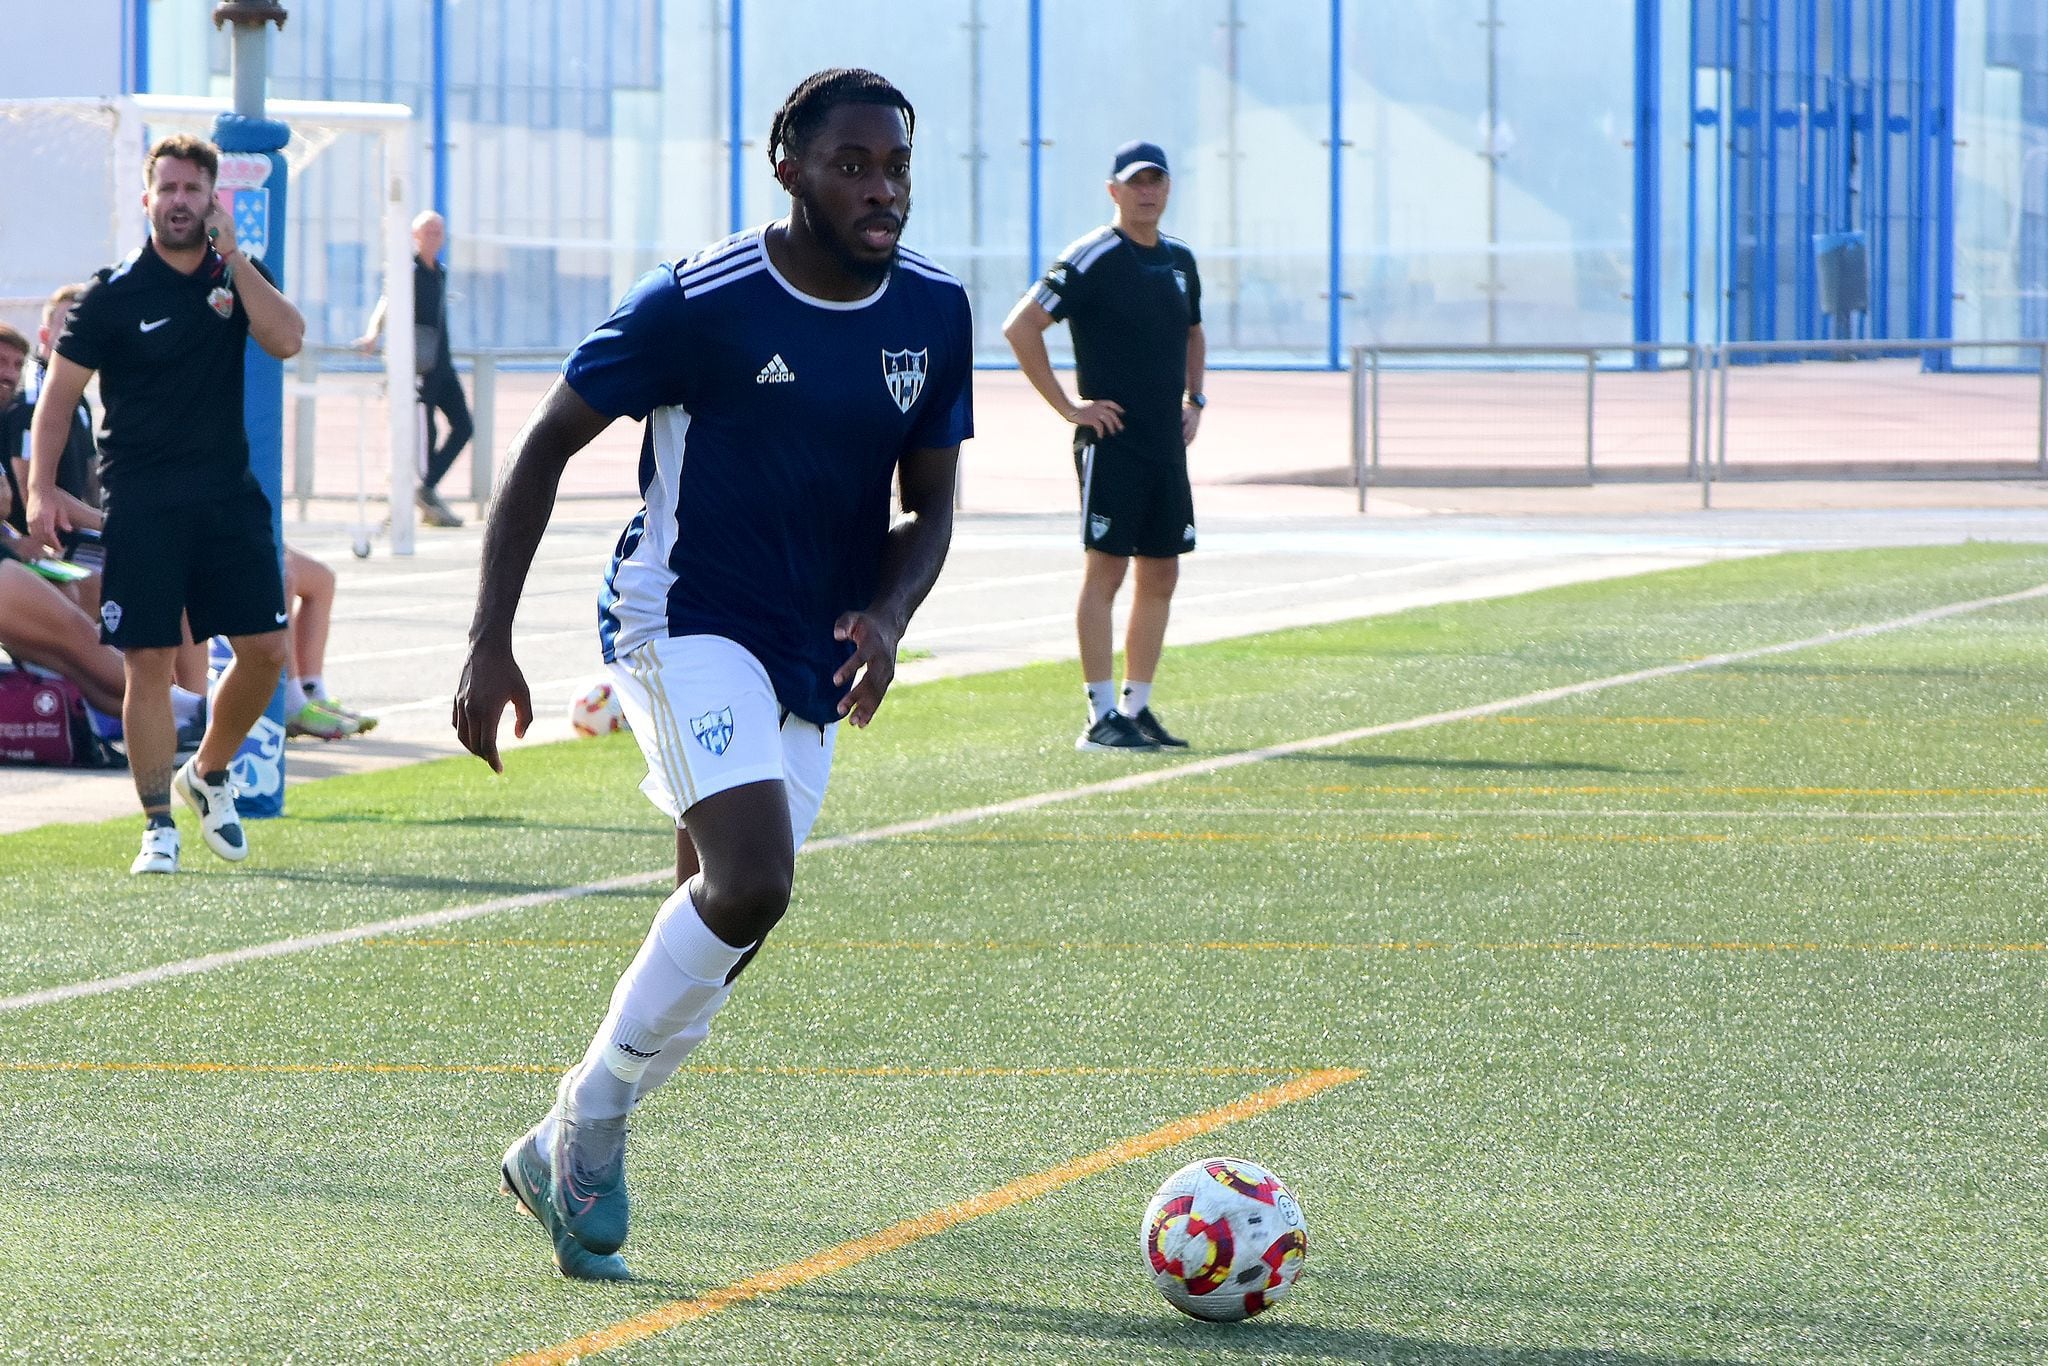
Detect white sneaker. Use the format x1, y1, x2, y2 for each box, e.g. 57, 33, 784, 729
174, 758, 248, 863
130, 824, 180, 875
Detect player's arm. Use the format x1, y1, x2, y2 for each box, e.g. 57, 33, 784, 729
453, 378, 615, 771
1001, 297, 1123, 438
832, 442, 960, 728
353, 295, 388, 352
23, 356, 92, 556
1182, 322, 1208, 445
207, 204, 304, 360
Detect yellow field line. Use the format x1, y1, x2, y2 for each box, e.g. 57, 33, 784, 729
498, 1067, 1365, 1366
352, 936, 2046, 955
0, 1061, 1325, 1079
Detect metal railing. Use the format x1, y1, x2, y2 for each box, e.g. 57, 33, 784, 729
1352, 339, 2048, 509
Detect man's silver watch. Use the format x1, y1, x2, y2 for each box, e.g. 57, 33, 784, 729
1185, 392, 1206, 410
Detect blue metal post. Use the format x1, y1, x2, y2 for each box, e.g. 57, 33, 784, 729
1763, 0, 1783, 339
1328, 0, 1344, 369
1932, 0, 1954, 345
131, 0, 149, 92
729, 0, 745, 234
1027, 0, 1044, 278
1686, 0, 1700, 344
1633, 0, 1659, 359
1875, 0, 1893, 335
431, 0, 449, 225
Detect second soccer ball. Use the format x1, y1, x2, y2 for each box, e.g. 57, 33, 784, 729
568, 679, 626, 737
1141, 1156, 1307, 1321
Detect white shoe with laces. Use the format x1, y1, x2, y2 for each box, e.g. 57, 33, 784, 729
130, 824, 180, 875
174, 758, 248, 862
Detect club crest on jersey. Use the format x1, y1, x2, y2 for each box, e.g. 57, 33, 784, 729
207, 286, 234, 318
882, 348, 928, 414
1172, 268, 1188, 296
691, 706, 735, 756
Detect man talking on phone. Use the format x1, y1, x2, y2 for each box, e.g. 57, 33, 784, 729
26, 133, 305, 875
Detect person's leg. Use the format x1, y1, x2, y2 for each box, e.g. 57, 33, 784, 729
1121, 554, 1179, 695
122, 646, 180, 819
284, 546, 334, 683
173, 619, 208, 694
421, 367, 473, 490
1077, 549, 1128, 717
0, 560, 126, 714
197, 628, 287, 774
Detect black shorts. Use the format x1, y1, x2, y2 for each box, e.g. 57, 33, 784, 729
98, 484, 287, 648
1073, 430, 1196, 559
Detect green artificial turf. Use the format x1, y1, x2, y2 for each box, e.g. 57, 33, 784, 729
2, 543, 2044, 1363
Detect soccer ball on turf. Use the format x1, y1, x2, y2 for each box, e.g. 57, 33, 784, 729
568, 679, 625, 736
1141, 1156, 1307, 1321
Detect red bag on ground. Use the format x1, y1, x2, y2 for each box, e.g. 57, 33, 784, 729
0, 668, 118, 767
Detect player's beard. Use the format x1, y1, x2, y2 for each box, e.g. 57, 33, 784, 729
794, 188, 909, 288
151, 204, 208, 252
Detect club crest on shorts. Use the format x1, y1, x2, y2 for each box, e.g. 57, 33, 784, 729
882, 348, 928, 414
1089, 513, 1111, 541
100, 600, 123, 633
691, 706, 735, 756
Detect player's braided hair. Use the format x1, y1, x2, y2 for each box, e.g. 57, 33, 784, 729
766, 68, 915, 174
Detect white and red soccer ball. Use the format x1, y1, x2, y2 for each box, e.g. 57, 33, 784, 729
567, 679, 626, 737
1141, 1156, 1307, 1321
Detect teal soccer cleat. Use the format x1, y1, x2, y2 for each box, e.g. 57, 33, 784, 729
500, 1121, 632, 1281
548, 1108, 631, 1257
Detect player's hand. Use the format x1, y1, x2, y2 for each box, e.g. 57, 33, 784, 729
204, 203, 238, 259
831, 610, 903, 728
1182, 402, 1203, 445
1068, 399, 1125, 439
21, 487, 70, 560
452, 641, 532, 773
351, 335, 380, 355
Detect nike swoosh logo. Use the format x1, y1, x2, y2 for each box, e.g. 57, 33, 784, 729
139, 318, 170, 333
273, 612, 289, 625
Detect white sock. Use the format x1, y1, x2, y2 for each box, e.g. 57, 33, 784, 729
563, 883, 749, 1122
301, 676, 326, 702
169, 685, 205, 727
628, 982, 735, 1107
1085, 680, 1116, 722
1118, 680, 1152, 716
284, 678, 310, 714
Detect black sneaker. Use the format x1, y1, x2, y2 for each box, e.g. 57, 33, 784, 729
1076, 711, 1161, 752
1127, 706, 1189, 748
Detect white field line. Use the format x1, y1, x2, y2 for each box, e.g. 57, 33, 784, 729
5, 578, 2043, 1015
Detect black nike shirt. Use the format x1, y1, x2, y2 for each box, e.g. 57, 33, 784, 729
56, 240, 271, 509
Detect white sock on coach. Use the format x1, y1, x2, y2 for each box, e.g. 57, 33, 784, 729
1086, 680, 1116, 722
1118, 680, 1152, 716
170, 685, 205, 727
563, 882, 750, 1122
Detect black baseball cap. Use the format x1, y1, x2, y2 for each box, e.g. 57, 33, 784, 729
1111, 140, 1170, 181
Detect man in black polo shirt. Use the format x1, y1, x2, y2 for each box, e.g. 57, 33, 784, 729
1004, 139, 1207, 753
354, 210, 473, 528
26, 133, 306, 875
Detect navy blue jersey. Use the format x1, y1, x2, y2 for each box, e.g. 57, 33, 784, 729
565, 226, 974, 726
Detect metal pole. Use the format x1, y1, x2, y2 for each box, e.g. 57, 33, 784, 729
1700, 346, 1714, 508
1224, 0, 1242, 351
1351, 346, 1366, 511
2038, 341, 2047, 475
1686, 344, 1699, 477
1482, 0, 1501, 344
1716, 341, 1730, 473
1584, 350, 1597, 479
470, 352, 495, 510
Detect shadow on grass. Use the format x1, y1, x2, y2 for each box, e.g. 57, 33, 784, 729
1269, 753, 1675, 778
591, 1283, 1745, 1364
287, 812, 660, 839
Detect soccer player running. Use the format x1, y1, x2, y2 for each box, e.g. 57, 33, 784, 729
25, 134, 304, 875
1003, 140, 1206, 752
453, 69, 971, 1281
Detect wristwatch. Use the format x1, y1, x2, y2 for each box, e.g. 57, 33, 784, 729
1184, 392, 1206, 409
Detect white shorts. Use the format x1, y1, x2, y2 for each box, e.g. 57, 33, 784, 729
608, 634, 837, 849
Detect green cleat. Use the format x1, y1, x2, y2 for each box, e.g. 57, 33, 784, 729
500, 1121, 632, 1281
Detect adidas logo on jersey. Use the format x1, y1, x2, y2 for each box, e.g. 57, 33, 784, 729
755, 354, 796, 384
